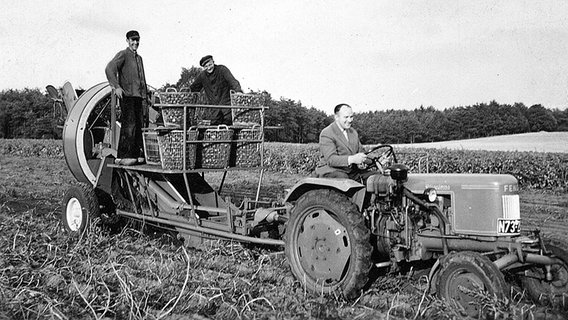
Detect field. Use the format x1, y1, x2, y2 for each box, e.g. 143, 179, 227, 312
1, 139, 568, 319
395, 131, 568, 153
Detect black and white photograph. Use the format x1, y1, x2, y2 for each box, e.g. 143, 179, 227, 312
1, 1, 567, 319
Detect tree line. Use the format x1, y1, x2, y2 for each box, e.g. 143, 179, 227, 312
0, 88, 55, 139
1, 68, 567, 143
353, 102, 568, 144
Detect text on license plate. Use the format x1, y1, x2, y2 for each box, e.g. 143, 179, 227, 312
498, 219, 521, 234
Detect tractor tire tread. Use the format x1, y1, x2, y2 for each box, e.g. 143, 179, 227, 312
284, 188, 372, 299
439, 251, 509, 299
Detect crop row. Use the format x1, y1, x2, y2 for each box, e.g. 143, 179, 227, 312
0, 138, 63, 158
261, 143, 568, 190
1, 139, 567, 190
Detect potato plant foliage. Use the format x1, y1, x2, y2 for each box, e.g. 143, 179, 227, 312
2, 139, 567, 191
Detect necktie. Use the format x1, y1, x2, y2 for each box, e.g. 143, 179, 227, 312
343, 129, 349, 142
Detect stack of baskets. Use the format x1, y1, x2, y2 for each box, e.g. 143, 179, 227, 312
141, 90, 265, 171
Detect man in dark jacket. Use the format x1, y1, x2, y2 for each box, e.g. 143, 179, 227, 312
190, 55, 242, 125
105, 30, 149, 165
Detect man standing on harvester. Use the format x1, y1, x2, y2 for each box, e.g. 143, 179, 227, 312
105, 30, 149, 166
190, 55, 242, 125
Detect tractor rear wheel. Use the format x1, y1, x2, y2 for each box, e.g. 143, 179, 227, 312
437, 251, 508, 318
284, 189, 372, 299
520, 243, 568, 308
62, 183, 100, 234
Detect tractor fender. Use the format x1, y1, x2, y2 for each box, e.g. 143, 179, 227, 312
283, 177, 366, 211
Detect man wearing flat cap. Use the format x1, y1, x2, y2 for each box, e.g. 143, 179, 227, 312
105, 30, 149, 165
190, 55, 242, 125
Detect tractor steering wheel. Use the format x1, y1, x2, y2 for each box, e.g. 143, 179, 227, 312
364, 145, 397, 174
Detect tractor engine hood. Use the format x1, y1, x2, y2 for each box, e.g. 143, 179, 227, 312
404, 173, 520, 237
404, 173, 518, 194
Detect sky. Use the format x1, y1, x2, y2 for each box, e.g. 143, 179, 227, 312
1, 0, 568, 113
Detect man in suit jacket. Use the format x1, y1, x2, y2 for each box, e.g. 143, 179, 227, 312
315, 104, 375, 182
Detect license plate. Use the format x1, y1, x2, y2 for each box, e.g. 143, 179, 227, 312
497, 219, 521, 234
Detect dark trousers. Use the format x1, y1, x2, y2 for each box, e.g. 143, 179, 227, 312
206, 108, 232, 125
118, 96, 143, 159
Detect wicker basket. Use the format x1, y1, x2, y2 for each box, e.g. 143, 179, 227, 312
142, 131, 161, 165
161, 106, 195, 128
230, 92, 266, 126
156, 88, 204, 128
157, 128, 199, 170
202, 125, 234, 169
235, 126, 262, 167
157, 88, 202, 105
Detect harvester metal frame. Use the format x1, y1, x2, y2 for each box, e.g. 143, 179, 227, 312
60, 82, 288, 247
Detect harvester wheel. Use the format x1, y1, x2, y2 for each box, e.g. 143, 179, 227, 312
284, 189, 372, 299
437, 251, 508, 318
62, 183, 100, 234
520, 242, 568, 308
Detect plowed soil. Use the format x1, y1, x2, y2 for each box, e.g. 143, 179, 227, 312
1, 156, 567, 320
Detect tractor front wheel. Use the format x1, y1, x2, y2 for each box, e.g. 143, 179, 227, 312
520, 243, 568, 308
437, 251, 508, 318
62, 183, 100, 234
284, 189, 372, 299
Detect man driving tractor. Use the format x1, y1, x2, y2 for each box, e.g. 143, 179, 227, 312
314, 103, 376, 182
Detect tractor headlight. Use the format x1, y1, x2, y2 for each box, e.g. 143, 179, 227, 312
424, 188, 437, 202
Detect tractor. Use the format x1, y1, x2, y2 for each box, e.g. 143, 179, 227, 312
50, 82, 568, 317
285, 146, 568, 315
